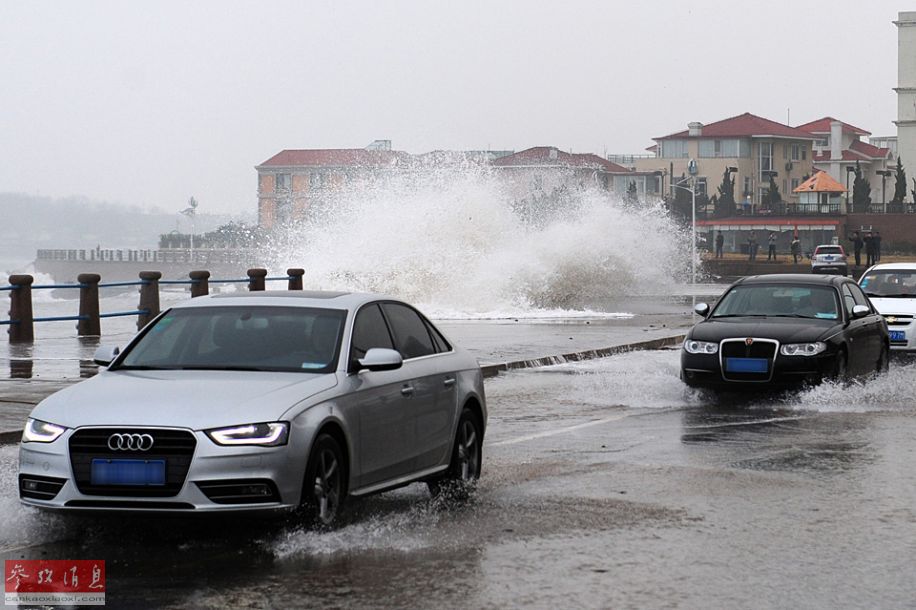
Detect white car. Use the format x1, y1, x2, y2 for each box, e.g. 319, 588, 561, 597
859, 263, 916, 352
811, 244, 848, 276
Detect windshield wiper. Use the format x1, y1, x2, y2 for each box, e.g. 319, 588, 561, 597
114, 365, 177, 371
173, 365, 271, 372
767, 314, 811, 318
710, 314, 768, 318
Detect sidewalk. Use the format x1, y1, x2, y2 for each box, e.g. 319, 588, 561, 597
0, 313, 696, 444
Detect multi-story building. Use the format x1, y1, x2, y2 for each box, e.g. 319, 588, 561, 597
631, 112, 817, 211
795, 117, 893, 209
255, 141, 409, 229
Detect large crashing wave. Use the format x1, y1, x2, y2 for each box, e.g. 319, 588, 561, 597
270, 163, 690, 316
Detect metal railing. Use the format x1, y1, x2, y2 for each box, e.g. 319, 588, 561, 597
2, 268, 305, 342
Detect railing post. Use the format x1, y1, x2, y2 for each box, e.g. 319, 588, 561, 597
189, 270, 210, 298
77, 273, 101, 336
247, 268, 267, 291
287, 268, 304, 291
137, 271, 161, 330
8, 275, 34, 343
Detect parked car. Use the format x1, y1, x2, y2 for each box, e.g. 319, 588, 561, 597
18, 291, 487, 525
811, 244, 848, 276
859, 262, 916, 353
681, 274, 888, 390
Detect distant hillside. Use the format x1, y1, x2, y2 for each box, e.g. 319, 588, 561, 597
0, 192, 252, 263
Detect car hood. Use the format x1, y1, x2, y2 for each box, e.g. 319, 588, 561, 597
689, 317, 841, 343
29, 370, 338, 430
868, 297, 916, 316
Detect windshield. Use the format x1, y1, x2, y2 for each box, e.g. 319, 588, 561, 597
860, 270, 916, 298
711, 284, 840, 320
117, 306, 347, 373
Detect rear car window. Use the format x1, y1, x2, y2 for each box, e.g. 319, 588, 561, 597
816, 246, 843, 255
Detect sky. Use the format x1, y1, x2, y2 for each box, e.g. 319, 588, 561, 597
0, 0, 905, 215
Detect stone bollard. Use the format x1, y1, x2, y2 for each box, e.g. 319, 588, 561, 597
77, 273, 101, 336
189, 270, 210, 298
247, 268, 267, 291
8, 274, 34, 343
137, 271, 162, 330
287, 268, 304, 291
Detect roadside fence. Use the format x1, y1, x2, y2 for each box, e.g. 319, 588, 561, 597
1, 268, 305, 343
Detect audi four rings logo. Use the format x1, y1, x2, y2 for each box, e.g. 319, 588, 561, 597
107, 433, 154, 451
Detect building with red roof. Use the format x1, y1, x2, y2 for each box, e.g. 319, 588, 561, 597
794, 117, 893, 210
629, 112, 817, 211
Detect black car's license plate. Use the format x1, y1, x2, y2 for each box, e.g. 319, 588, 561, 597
890, 330, 906, 342
90, 458, 166, 486
725, 357, 768, 373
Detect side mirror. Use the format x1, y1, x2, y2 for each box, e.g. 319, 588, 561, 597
851, 304, 870, 319
357, 348, 403, 372
93, 345, 120, 367
694, 302, 711, 318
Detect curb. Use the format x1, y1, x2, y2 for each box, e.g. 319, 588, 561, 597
479, 333, 686, 378
0, 333, 687, 444
0, 429, 21, 445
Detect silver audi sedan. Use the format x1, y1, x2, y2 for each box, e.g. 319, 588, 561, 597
19, 291, 487, 525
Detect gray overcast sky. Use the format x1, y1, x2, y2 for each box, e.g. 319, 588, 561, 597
0, 0, 904, 215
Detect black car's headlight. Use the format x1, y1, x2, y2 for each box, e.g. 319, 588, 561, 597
206, 422, 289, 446
22, 418, 67, 443
684, 339, 718, 354
780, 342, 827, 356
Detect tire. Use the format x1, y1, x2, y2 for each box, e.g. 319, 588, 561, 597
300, 433, 346, 527
428, 408, 482, 499
876, 344, 889, 375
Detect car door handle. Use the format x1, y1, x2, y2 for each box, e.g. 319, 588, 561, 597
401, 385, 415, 397
443, 377, 456, 388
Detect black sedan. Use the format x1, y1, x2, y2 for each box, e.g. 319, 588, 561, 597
681, 274, 889, 390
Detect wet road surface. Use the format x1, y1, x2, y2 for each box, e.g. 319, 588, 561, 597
3, 349, 916, 608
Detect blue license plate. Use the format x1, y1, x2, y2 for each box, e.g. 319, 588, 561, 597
91, 458, 166, 486
890, 330, 906, 342
725, 357, 769, 373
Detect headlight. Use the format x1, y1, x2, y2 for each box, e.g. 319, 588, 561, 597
206, 422, 289, 446
780, 342, 827, 356
22, 418, 67, 443
684, 339, 718, 354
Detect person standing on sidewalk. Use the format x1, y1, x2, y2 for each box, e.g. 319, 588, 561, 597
715, 231, 724, 258
747, 231, 758, 261
791, 237, 801, 264
849, 231, 863, 267
767, 232, 778, 261
865, 231, 876, 267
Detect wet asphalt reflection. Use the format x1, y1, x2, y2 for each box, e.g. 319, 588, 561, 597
3, 350, 916, 608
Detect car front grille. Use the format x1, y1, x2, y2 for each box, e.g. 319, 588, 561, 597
69, 428, 196, 497
720, 339, 778, 382
883, 314, 913, 327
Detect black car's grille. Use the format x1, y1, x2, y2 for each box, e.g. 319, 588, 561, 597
69, 428, 196, 497
720, 339, 777, 382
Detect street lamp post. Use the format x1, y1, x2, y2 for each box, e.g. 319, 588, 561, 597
877, 169, 892, 213
671, 159, 699, 288
845, 165, 856, 213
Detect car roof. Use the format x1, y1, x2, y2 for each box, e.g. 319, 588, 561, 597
169, 290, 397, 311
732, 273, 850, 287
863, 262, 916, 272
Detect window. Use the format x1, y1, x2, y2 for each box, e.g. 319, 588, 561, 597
759, 142, 773, 173
841, 285, 857, 316
275, 173, 291, 191
696, 177, 708, 196
660, 139, 689, 158
802, 148, 807, 160
791, 178, 800, 191
791, 143, 801, 161
744, 176, 752, 196
350, 304, 394, 362
848, 283, 871, 309
698, 139, 741, 158
815, 137, 829, 148
381, 303, 435, 359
